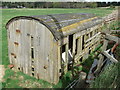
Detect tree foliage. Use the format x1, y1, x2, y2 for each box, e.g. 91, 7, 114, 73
1, 2, 120, 8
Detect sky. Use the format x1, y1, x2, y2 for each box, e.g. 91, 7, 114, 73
1, 0, 120, 2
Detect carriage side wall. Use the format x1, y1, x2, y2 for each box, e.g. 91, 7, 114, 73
7, 19, 59, 84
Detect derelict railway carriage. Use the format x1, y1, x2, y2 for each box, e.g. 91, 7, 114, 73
6, 13, 103, 84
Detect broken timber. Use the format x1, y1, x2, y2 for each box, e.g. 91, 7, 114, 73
102, 51, 118, 63
95, 32, 119, 75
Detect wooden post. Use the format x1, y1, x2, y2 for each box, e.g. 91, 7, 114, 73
72, 53, 75, 77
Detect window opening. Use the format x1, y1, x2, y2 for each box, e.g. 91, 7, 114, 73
90, 32, 92, 37
69, 34, 73, 53
32, 67, 34, 71
82, 35, 84, 50
62, 44, 66, 62
32, 73, 34, 76
75, 39, 78, 55
18, 67, 20, 70
80, 57, 83, 62
31, 36, 34, 47
31, 48, 34, 59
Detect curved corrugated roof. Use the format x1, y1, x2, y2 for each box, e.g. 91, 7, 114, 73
6, 13, 102, 40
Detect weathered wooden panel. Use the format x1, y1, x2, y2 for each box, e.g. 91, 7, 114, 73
7, 23, 13, 64
6, 13, 103, 85
20, 20, 26, 74
31, 21, 59, 84
14, 20, 21, 71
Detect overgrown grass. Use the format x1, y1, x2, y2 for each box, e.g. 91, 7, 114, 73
3, 68, 53, 88
90, 62, 120, 88
90, 20, 120, 88
1, 8, 114, 88
109, 21, 120, 30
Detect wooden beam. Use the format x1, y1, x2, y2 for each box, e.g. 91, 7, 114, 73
102, 51, 118, 63
84, 37, 100, 48
110, 30, 120, 32
85, 32, 101, 43
94, 39, 108, 75
103, 33, 120, 44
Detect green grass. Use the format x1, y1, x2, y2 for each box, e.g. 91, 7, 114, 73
109, 21, 120, 30
90, 62, 120, 88
2, 68, 53, 88
1, 8, 114, 88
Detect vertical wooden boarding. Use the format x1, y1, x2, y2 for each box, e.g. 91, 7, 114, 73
58, 44, 62, 77
34, 22, 40, 79
79, 35, 83, 54
17, 20, 22, 72
27, 20, 32, 76
53, 39, 59, 84
91, 29, 96, 51
14, 21, 18, 70
8, 24, 14, 64
12, 21, 18, 70
38, 24, 44, 79
36, 23, 44, 80
20, 19, 26, 74
30, 20, 36, 77
44, 26, 50, 82
25, 20, 30, 74
79, 35, 83, 62
49, 35, 54, 83
83, 32, 89, 60
14, 20, 21, 71
72, 34, 76, 55
65, 38, 69, 73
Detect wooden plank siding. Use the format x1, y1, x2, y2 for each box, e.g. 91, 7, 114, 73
7, 19, 59, 84
6, 14, 103, 84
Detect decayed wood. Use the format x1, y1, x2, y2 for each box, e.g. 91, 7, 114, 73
110, 30, 120, 32
102, 51, 118, 63
107, 34, 120, 44
65, 40, 69, 73
85, 37, 100, 48
72, 34, 76, 55
95, 39, 108, 74
76, 35, 83, 57
95, 30, 119, 74
58, 45, 62, 77
85, 32, 101, 43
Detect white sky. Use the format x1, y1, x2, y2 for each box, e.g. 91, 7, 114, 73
1, 0, 120, 2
